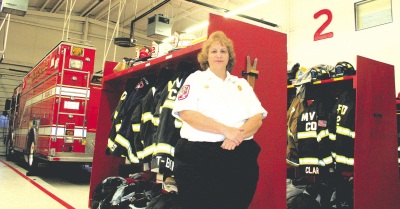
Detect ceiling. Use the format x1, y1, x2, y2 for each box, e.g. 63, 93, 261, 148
24, 0, 281, 45
0, 0, 283, 111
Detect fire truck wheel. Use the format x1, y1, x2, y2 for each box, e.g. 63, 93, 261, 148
5, 142, 15, 161
5, 131, 15, 161
24, 141, 38, 171
5, 146, 14, 161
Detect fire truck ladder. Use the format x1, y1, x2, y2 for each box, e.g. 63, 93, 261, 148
55, 47, 90, 145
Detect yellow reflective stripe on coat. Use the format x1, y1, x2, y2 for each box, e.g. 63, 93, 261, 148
154, 143, 175, 156
336, 126, 355, 138
163, 99, 175, 109
286, 159, 299, 167
137, 144, 156, 160
143, 144, 155, 159
335, 155, 354, 166
297, 131, 317, 139
114, 111, 119, 119
132, 123, 140, 132
299, 157, 320, 165
322, 156, 334, 165
175, 119, 183, 128
115, 134, 139, 163
142, 112, 153, 123
287, 128, 294, 137
107, 138, 117, 151
317, 129, 329, 142
115, 123, 121, 132
153, 117, 160, 127
120, 91, 127, 100
136, 150, 144, 159
329, 133, 336, 141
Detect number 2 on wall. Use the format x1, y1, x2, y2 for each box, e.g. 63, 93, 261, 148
314, 9, 334, 41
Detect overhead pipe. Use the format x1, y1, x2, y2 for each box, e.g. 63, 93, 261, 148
40, 0, 51, 12
81, 0, 104, 17
185, 0, 278, 27
54, 0, 67, 13
50, 0, 64, 13
129, 0, 171, 39
114, 0, 171, 47
129, 0, 171, 38
95, 0, 121, 20
130, 0, 171, 24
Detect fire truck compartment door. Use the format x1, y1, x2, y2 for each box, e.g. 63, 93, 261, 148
58, 113, 85, 128
62, 70, 90, 87
58, 97, 86, 114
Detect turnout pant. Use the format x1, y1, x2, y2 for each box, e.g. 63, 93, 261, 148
174, 138, 261, 209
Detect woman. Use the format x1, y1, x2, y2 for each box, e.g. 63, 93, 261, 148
172, 31, 267, 209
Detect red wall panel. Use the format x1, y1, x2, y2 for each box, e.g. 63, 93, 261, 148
208, 14, 288, 209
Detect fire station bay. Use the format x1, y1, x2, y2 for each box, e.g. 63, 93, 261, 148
0, 1, 399, 209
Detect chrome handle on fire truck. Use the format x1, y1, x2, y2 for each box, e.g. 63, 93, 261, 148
72, 76, 77, 81
68, 114, 73, 119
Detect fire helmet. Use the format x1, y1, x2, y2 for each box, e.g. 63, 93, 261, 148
335, 61, 356, 77
292, 66, 311, 85
310, 64, 335, 82
287, 63, 300, 85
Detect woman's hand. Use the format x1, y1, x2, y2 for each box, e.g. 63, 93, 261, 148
221, 139, 238, 150
222, 126, 245, 146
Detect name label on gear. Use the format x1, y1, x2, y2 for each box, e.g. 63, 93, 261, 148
305, 122, 317, 131
155, 156, 174, 171
301, 111, 316, 121
305, 166, 319, 174
336, 104, 349, 124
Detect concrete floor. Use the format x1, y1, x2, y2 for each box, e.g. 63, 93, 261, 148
0, 156, 92, 209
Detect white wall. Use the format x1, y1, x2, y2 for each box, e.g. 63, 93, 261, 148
288, 0, 400, 94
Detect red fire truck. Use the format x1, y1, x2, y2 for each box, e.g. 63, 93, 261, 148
6, 41, 102, 172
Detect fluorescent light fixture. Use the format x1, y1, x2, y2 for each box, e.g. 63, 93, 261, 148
185, 21, 209, 33
162, 36, 175, 43
162, 21, 209, 43
224, 0, 270, 18
162, 0, 270, 41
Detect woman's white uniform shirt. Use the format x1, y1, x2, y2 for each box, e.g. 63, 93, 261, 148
172, 68, 267, 142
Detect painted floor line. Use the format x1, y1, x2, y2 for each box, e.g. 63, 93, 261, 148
0, 159, 75, 209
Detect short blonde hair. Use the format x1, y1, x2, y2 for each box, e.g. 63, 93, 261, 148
197, 31, 236, 72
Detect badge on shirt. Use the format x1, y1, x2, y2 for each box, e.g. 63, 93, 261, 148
178, 85, 190, 100
238, 85, 242, 91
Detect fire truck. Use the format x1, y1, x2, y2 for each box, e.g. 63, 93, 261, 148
6, 41, 102, 172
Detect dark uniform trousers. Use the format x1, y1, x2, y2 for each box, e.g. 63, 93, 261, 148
174, 138, 261, 209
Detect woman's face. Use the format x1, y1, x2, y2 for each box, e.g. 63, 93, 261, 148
207, 41, 229, 71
